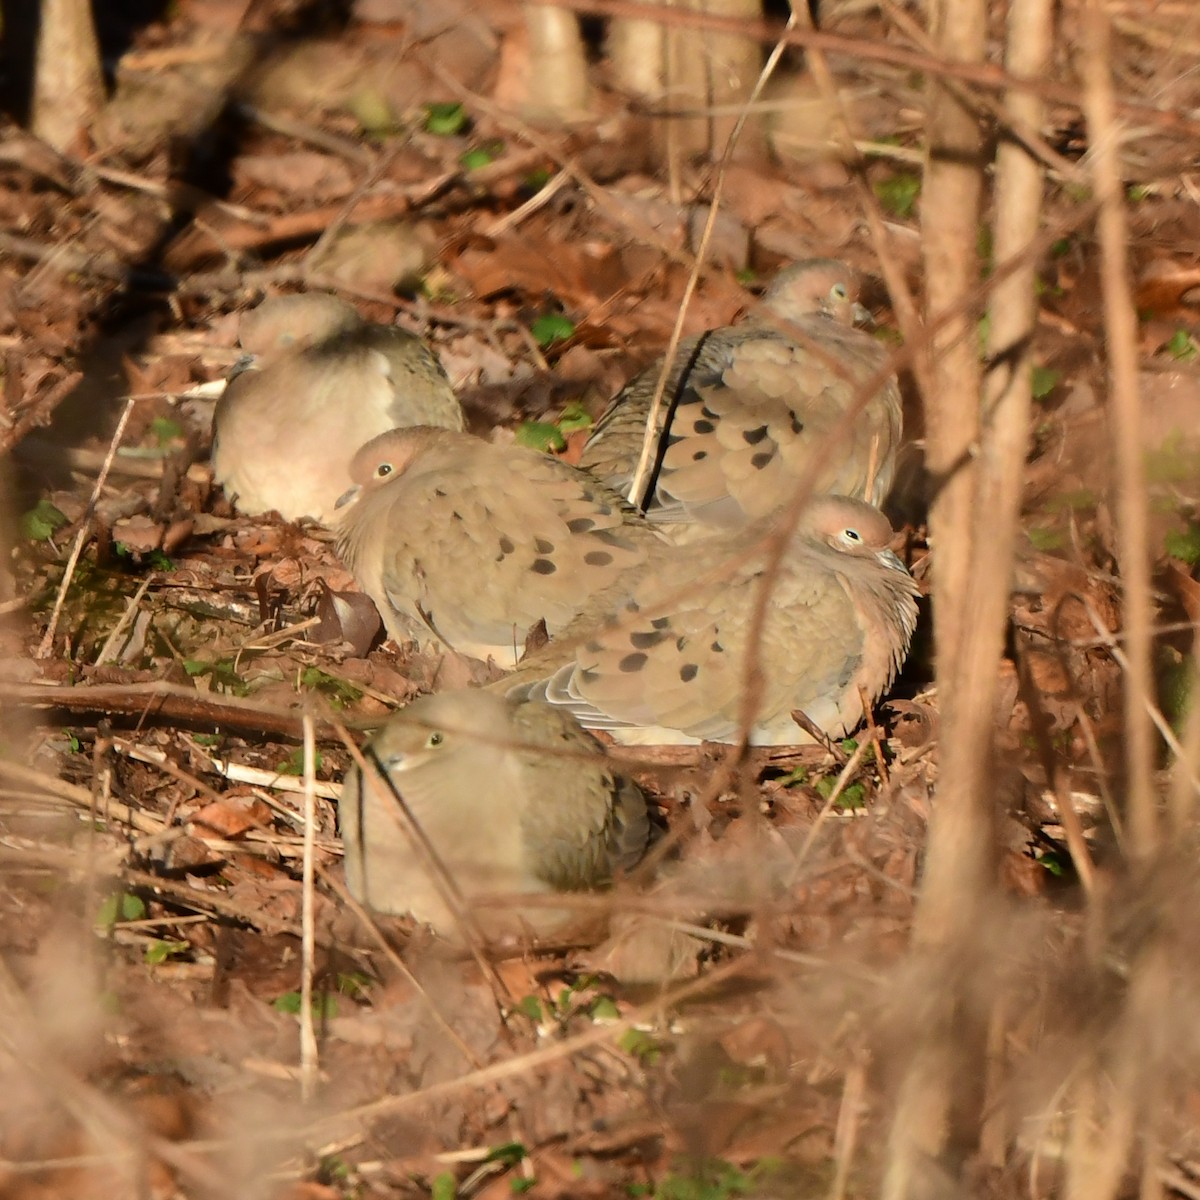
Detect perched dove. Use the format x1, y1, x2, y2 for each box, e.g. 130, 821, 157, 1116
212, 293, 463, 524
502, 495, 920, 745
579, 259, 902, 539
339, 689, 650, 940
334, 426, 666, 666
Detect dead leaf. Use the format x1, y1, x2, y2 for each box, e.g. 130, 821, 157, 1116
190, 794, 273, 840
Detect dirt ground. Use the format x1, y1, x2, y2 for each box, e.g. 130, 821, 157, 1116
1, 0, 1200, 1196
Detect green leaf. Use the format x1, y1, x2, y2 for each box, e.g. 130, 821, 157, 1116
531, 312, 576, 347
651, 1159, 757, 1199
460, 139, 503, 170
977, 311, 990, 351
515, 421, 567, 454
20, 499, 68, 542
524, 167, 553, 190
319, 1155, 353, 1183
431, 1171, 458, 1200
349, 89, 400, 136
1127, 183, 1151, 202
872, 172, 921, 218
511, 1179, 537, 1194
776, 765, 808, 788
1165, 523, 1200, 566
1027, 525, 1066, 551
514, 994, 544, 1022
1038, 851, 1067, 876
485, 1143, 526, 1166
1166, 329, 1198, 362
273, 991, 338, 1019
180, 657, 249, 695
144, 939, 188, 965
97, 892, 146, 925
150, 416, 184, 447
1031, 366, 1060, 399
276, 747, 324, 777
589, 995, 621, 1021
835, 783, 866, 811
336, 971, 373, 999
557, 401, 593, 435
424, 102, 467, 136
813, 777, 865, 809
300, 666, 362, 708
619, 1028, 663, 1064
460, 147, 493, 170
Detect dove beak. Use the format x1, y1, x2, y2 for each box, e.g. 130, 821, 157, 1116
852, 301, 873, 327
879, 548, 908, 574
226, 352, 258, 383
335, 483, 362, 511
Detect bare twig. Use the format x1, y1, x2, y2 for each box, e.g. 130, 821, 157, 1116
883, 0, 989, 1189
299, 713, 319, 1102
626, 9, 794, 512
1081, 0, 1157, 858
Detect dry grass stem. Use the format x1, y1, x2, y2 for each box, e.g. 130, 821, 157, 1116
626, 7, 796, 512
36, 396, 136, 659
299, 713, 319, 1102
1081, 0, 1157, 858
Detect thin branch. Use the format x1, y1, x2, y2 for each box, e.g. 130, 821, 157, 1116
1081, 0, 1157, 858
299, 713, 319, 1102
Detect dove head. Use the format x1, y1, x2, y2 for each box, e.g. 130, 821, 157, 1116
762, 259, 869, 327
238, 293, 363, 358
364, 690, 519, 779
337, 426, 453, 511
799, 496, 903, 566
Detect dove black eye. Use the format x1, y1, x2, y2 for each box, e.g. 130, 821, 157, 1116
375, 463, 394, 479
844, 528, 862, 542
426, 731, 444, 748
831, 283, 848, 301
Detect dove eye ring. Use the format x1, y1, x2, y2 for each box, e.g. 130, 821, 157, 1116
843, 528, 863, 543
830, 283, 849, 301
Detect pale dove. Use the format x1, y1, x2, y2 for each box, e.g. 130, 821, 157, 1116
579, 260, 902, 538
334, 426, 667, 666
212, 293, 463, 524
339, 689, 650, 940
502, 495, 920, 745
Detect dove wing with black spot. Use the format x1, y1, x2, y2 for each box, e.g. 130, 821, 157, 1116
335, 430, 666, 666
580, 317, 901, 535
502, 498, 920, 745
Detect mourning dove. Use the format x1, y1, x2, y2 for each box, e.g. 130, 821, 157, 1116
339, 689, 650, 940
502, 495, 920, 745
333, 426, 666, 666
579, 260, 902, 539
212, 293, 463, 524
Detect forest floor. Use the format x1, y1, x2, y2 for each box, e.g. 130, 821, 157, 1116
2, 0, 1200, 1196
